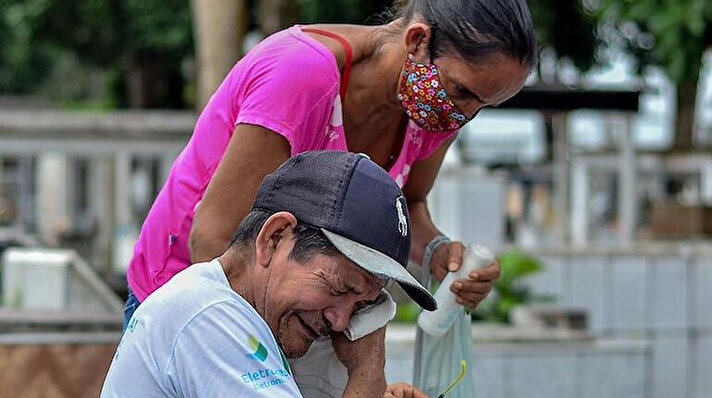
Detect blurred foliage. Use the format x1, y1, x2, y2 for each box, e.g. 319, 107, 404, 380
529, 0, 601, 75
394, 299, 420, 323
395, 250, 548, 324
34, 0, 193, 66
8, 0, 681, 108
0, 0, 58, 93
0, 0, 193, 107
593, 0, 711, 149
472, 250, 545, 323
594, 0, 712, 84
300, 0, 392, 24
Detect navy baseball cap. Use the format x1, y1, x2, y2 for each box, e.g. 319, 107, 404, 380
252, 151, 436, 311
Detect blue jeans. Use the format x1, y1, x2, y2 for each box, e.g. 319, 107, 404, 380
122, 288, 141, 332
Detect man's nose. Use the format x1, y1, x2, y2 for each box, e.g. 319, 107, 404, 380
323, 302, 355, 332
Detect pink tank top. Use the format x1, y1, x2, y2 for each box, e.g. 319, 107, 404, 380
127, 26, 457, 301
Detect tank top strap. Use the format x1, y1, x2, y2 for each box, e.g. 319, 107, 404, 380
301, 28, 353, 103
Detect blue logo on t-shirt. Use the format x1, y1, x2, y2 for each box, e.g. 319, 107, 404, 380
241, 335, 293, 390
246, 334, 268, 361
127, 317, 139, 333
240, 368, 291, 390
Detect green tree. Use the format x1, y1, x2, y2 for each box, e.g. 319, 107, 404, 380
300, 0, 391, 24
596, 0, 712, 150
0, 0, 193, 108
192, 0, 247, 109
529, 0, 600, 82
0, 0, 59, 94
528, 0, 602, 162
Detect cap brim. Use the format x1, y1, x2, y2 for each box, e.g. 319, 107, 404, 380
321, 229, 437, 311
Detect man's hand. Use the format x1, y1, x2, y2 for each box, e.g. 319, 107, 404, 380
430, 241, 501, 308
384, 382, 429, 398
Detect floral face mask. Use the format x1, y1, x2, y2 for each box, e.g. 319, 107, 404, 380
397, 55, 472, 132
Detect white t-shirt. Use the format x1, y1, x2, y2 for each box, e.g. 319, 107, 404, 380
101, 260, 302, 397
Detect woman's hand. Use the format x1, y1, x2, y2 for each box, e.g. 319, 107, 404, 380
429, 240, 500, 308
400, 135, 500, 309
385, 382, 429, 398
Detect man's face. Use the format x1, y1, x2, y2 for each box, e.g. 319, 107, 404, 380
261, 236, 385, 359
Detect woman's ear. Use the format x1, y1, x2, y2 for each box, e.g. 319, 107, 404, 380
403, 22, 432, 62
254, 212, 298, 268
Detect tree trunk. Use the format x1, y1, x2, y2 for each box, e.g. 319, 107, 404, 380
191, 0, 248, 110
543, 112, 554, 163
126, 52, 185, 109
673, 76, 700, 150
126, 53, 153, 108
258, 0, 301, 35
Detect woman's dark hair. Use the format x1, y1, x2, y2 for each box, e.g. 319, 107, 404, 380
231, 209, 340, 263
396, 0, 537, 67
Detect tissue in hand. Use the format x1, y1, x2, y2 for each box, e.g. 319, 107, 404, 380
417, 244, 495, 336
344, 289, 396, 341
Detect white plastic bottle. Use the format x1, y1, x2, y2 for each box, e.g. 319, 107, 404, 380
417, 244, 495, 336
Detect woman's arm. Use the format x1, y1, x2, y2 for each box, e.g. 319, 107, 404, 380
402, 135, 500, 308
402, 135, 457, 267
189, 123, 291, 263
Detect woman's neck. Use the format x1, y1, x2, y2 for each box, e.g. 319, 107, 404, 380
303, 23, 408, 154
342, 24, 407, 146
348, 26, 403, 108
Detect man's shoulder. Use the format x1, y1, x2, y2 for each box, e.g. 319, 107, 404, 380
107, 262, 296, 398
134, 260, 247, 332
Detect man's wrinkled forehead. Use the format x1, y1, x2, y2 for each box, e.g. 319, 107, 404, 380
331, 254, 388, 292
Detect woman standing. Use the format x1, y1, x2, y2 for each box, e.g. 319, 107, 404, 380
124, 0, 535, 393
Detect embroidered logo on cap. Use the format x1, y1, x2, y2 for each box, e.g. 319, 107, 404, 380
395, 196, 408, 237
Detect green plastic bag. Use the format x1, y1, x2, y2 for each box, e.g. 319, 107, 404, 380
413, 260, 476, 398
413, 311, 475, 397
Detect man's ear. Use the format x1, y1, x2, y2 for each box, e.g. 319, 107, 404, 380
254, 212, 298, 268
402, 22, 432, 62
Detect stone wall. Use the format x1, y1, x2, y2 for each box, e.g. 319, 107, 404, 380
0, 342, 117, 397
525, 247, 712, 398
